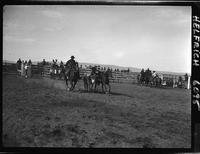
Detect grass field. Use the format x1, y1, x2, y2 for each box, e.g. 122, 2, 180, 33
3, 73, 191, 148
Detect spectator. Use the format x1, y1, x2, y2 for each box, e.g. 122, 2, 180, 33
16, 58, 22, 75
178, 76, 183, 88
24, 61, 28, 78
42, 59, 46, 66
28, 59, 32, 66
28, 59, 32, 78
21, 60, 25, 76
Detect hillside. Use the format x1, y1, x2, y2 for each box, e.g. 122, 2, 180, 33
79, 62, 189, 76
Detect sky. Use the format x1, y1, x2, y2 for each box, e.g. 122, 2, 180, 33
3, 5, 191, 73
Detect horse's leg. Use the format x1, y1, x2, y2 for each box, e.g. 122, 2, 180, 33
84, 79, 87, 91
73, 80, 78, 91
69, 80, 73, 91
101, 83, 105, 93
94, 83, 97, 92
92, 83, 95, 92
71, 81, 75, 91
108, 84, 111, 93
87, 79, 90, 91
64, 75, 70, 91
87, 79, 90, 92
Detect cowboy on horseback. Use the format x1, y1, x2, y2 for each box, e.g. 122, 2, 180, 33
64, 56, 80, 91
65, 56, 76, 73
152, 71, 157, 78
65, 56, 81, 79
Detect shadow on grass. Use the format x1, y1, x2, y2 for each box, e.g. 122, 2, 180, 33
109, 92, 135, 98
78, 89, 135, 98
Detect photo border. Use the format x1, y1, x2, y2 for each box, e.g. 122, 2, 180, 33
1, 0, 200, 153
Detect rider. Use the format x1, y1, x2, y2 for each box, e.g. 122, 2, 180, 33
152, 71, 157, 78
60, 61, 64, 68
28, 59, 32, 66
140, 68, 145, 79
91, 66, 99, 76
65, 56, 76, 69
65, 56, 80, 78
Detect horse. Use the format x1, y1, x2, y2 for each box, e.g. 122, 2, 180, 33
93, 70, 111, 94
50, 67, 57, 79
144, 70, 152, 86
58, 65, 65, 80
151, 75, 162, 87
137, 73, 145, 86
64, 65, 80, 91
83, 74, 92, 92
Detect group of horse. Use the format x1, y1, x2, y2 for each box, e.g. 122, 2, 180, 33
83, 68, 112, 93
137, 70, 163, 87
41, 63, 111, 93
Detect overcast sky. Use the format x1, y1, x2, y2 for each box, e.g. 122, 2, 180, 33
3, 5, 191, 73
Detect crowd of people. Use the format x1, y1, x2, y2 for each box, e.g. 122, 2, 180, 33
138, 68, 190, 89
16, 56, 190, 89
16, 58, 32, 78
16, 56, 79, 79
47, 56, 80, 79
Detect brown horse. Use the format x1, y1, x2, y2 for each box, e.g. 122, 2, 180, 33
150, 75, 162, 87
94, 70, 111, 94
83, 74, 92, 92
64, 65, 80, 91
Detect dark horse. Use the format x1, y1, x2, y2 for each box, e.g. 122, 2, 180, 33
64, 65, 80, 91
83, 74, 92, 92
144, 69, 152, 86
137, 73, 145, 85
58, 65, 65, 80
151, 75, 162, 87
93, 70, 111, 94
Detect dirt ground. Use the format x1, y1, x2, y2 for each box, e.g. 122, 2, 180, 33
2, 73, 191, 148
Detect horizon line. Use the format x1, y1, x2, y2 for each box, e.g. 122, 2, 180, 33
3, 59, 191, 75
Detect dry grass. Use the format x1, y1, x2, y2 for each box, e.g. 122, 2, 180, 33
3, 74, 191, 148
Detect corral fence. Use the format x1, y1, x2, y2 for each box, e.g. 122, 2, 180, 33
3, 62, 190, 89
3, 62, 42, 76
41, 65, 139, 84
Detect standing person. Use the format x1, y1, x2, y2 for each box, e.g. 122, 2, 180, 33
21, 60, 25, 76
184, 73, 188, 89
28, 59, 32, 66
178, 76, 183, 88
50, 59, 55, 78
140, 68, 145, 84
75, 62, 81, 79
28, 59, 32, 78
24, 61, 28, 78
55, 59, 58, 76
41, 59, 46, 76
16, 58, 22, 75
58, 61, 64, 79
42, 59, 46, 66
